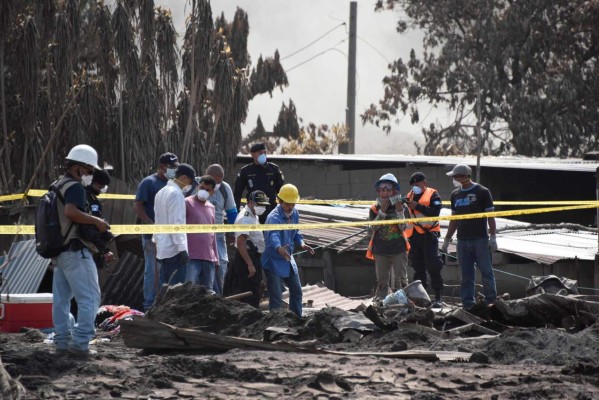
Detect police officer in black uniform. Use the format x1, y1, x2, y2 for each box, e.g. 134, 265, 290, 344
83, 169, 115, 269
234, 143, 284, 223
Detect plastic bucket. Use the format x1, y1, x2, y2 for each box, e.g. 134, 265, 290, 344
404, 280, 431, 307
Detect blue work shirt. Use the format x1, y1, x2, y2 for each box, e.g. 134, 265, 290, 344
261, 205, 305, 278
135, 173, 168, 222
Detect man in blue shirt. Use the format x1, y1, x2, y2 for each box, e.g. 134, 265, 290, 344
262, 183, 314, 317
133, 152, 179, 310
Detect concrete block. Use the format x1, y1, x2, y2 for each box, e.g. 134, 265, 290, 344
314, 184, 340, 199
325, 169, 350, 185
349, 169, 379, 184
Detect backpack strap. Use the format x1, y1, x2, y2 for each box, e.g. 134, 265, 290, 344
219, 183, 228, 203
54, 178, 79, 242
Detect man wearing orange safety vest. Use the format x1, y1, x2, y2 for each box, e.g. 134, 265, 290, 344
405, 172, 444, 307
368, 173, 410, 299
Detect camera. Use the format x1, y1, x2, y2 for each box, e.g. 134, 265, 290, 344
389, 194, 408, 205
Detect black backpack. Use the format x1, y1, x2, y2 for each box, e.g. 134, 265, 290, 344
35, 178, 77, 258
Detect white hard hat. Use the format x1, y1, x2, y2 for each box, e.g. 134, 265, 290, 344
66, 144, 100, 170
375, 173, 400, 190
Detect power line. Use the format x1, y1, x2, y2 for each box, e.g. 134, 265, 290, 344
281, 23, 346, 61
284, 40, 348, 73
357, 36, 392, 64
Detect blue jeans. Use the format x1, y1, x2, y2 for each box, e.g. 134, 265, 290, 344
265, 266, 303, 317
159, 252, 187, 287
142, 235, 160, 310
52, 248, 100, 352
212, 233, 228, 294
457, 238, 497, 307
186, 259, 216, 289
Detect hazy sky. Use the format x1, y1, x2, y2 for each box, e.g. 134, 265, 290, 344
155, 0, 448, 154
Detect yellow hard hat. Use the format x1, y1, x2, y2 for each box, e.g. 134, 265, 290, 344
277, 183, 300, 204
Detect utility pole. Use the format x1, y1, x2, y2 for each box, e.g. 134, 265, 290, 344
475, 86, 482, 183
339, 1, 357, 154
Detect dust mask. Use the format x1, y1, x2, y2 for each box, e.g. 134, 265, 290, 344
257, 154, 267, 165
81, 174, 93, 187
100, 186, 108, 194
453, 179, 462, 188
412, 186, 423, 195
214, 183, 221, 191
165, 168, 176, 179
254, 206, 266, 216
197, 189, 210, 201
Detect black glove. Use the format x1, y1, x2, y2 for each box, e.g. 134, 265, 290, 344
179, 250, 189, 265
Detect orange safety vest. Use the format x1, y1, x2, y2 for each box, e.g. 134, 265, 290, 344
366, 204, 411, 260
404, 187, 441, 237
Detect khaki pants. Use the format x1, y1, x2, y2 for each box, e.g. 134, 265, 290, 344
374, 252, 409, 299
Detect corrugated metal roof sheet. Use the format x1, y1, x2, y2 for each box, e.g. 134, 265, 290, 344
99, 251, 144, 310
0, 239, 50, 294
296, 204, 597, 264
282, 284, 371, 311
239, 154, 599, 173
297, 204, 370, 252
495, 229, 597, 264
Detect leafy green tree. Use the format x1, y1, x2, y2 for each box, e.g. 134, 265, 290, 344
365, 0, 599, 157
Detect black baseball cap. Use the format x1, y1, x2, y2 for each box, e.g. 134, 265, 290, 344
159, 152, 179, 166
93, 169, 111, 186
175, 163, 196, 180
248, 190, 270, 205
409, 172, 426, 185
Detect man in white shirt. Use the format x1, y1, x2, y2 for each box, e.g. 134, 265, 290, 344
223, 190, 270, 308
154, 163, 196, 288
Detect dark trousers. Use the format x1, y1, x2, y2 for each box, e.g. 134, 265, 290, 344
223, 248, 263, 308
410, 231, 444, 295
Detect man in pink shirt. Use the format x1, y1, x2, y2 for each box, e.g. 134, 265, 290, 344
185, 175, 219, 288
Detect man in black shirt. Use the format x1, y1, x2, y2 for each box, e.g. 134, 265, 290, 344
442, 164, 498, 309
234, 142, 284, 223
83, 169, 115, 269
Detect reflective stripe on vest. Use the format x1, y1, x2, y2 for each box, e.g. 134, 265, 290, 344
369, 204, 411, 252
404, 187, 441, 237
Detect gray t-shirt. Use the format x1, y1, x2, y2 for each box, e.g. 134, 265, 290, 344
208, 181, 236, 225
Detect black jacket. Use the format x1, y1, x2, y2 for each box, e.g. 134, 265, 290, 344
233, 162, 284, 211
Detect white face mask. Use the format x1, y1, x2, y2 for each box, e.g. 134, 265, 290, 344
453, 179, 462, 188
181, 185, 192, 193
254, 206, 266, 216
165, 168, 176, 179
81, 174, 93, 187
412, 186, 423, 195
257, 154, 267, 165
214, 183, 221, 191
100, 186, 108, 194
284, 211, 293, 219
197, 189, 210, 201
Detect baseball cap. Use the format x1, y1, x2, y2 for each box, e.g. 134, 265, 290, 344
92, 169, 111, 186
409, 172, 426, 185
159, 152, 179, 166
446, 164, 472, 177
248, 190, 270, 205
176, 163, 196, 180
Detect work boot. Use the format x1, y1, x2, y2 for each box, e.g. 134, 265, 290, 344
431, 292, 443, 309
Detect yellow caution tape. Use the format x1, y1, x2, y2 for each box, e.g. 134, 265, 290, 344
1, 189, 598, 207
2, 203, 598, 235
